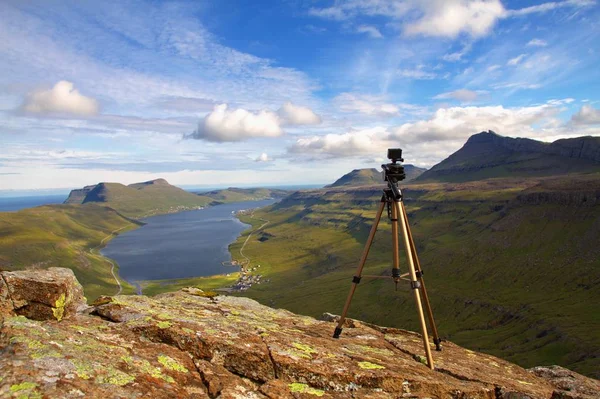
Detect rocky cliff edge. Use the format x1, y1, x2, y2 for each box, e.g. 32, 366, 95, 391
1, 268, 598, 398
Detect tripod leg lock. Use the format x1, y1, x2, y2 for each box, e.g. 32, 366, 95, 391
352, 276, 362, 284
433, 337, 442, 351
416, 270, 424, 279
410, 281, 421, 289
333, 326, 343, 339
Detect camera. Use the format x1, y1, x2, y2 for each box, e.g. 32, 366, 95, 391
382, 148, 406, 185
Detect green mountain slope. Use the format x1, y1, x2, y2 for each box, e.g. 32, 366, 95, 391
199, 187, 289, 203
417, 131, 600, 182
65, 178, 212, 218
0, 204, 141, 300
229, 174, 600, 378
327, 165, 426, 187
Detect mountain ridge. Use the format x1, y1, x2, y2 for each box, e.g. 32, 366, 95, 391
327, 165, 426, 188
417, 131, 600, 182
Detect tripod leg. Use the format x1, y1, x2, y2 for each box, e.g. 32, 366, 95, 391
401, 202, 442, 351
395, 201, 434, 369
333, 198, 386, 338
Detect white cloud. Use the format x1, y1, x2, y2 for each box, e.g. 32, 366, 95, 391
278, 102, 322, 125
507, 54, 527, 66
289, 127, 391, 158
357, 25, 384, 38
22, 81, 99, 116
404, 0, 506, 38
506, 0, 595, 17
571, 105, 600, 125
187, 104, 283, 142
288, 102, 583, 161
186, 102, 320, 141
397, 67, 437, 80
442, 43, 472, 62
527, 38, 548, 47
333, 93, 400, 117
433, 89, 486, 102
255, 153, 271, 162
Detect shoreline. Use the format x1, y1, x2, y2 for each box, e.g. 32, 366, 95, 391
102, 199, 278, 296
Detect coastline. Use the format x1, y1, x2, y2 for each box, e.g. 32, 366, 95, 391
100, 199, 279, 296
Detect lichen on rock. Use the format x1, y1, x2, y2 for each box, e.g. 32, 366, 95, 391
0, 268, 595, 398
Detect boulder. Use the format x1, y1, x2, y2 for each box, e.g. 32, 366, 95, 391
0, 268, 87, 321
529, 366, 600, 399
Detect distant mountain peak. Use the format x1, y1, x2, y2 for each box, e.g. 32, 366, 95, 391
328, 165, 426, 188
417, 131, 600, 182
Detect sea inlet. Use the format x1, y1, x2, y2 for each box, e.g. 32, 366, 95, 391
101, 199, 277, 285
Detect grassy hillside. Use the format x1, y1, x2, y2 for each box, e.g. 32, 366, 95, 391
200, 187, 289, 203
229, 174, 600, 378
418, 131, 600, 182
66, 179, 213, 218
0, 204, 140, 300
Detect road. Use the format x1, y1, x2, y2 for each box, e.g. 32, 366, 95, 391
89, 226, 128, 295
238, 210, 270, 269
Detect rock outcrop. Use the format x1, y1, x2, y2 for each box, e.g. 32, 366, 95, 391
0, 269, 598, 398
0, 267, 87, 321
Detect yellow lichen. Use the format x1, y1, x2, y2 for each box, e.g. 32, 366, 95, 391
157, 321, 172, 329
358, 361, 385, 370
139, 359, 175, 383
73, 361, 94, 380
97, 368, 135, 386
288, 383, 325, 396
157, 355, 189, 373
292, 342, 318, 355
10, 382, 37, 392
52, 293, 67, 321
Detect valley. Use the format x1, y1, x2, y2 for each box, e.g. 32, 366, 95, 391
229, 174, 600, 377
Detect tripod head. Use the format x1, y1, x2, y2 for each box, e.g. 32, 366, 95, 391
381, 148, 405, 200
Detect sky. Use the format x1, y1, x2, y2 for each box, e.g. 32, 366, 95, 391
1, 0, 599, 192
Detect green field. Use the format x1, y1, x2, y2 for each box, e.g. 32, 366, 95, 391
228, 174, 600, 378
0, 204, 140, 300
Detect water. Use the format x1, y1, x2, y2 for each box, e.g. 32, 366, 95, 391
101, 199, 277, 282
0, 195, 67, 212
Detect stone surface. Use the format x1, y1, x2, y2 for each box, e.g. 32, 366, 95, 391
529, 366, 600, 399
0, 269, 596, 398
0, 268, 87, 321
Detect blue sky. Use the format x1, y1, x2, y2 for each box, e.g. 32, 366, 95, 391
1, 0, 599, 191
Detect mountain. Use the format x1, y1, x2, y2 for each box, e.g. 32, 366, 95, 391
65, 178, 212, 218
1, 268, 598, 398
327, 165, 426, 187
417, 131, 600, 182
198, 187, 290, 203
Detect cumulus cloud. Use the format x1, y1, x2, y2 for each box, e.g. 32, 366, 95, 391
333, 93, 400, 117
357, 25, 384, 38
22, 81, 99, 116
571, 105, 600, 125
186, 102, 321, 142
289, 103, 570, 159
433, 89, 486, 102
289, 127, 391, 158
404, 0, 506, 38
255, 153, 272, 162
277, 102, 322, 125
187, 104, 283, 142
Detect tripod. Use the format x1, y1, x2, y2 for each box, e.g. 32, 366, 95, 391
332, 182, 442, 370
